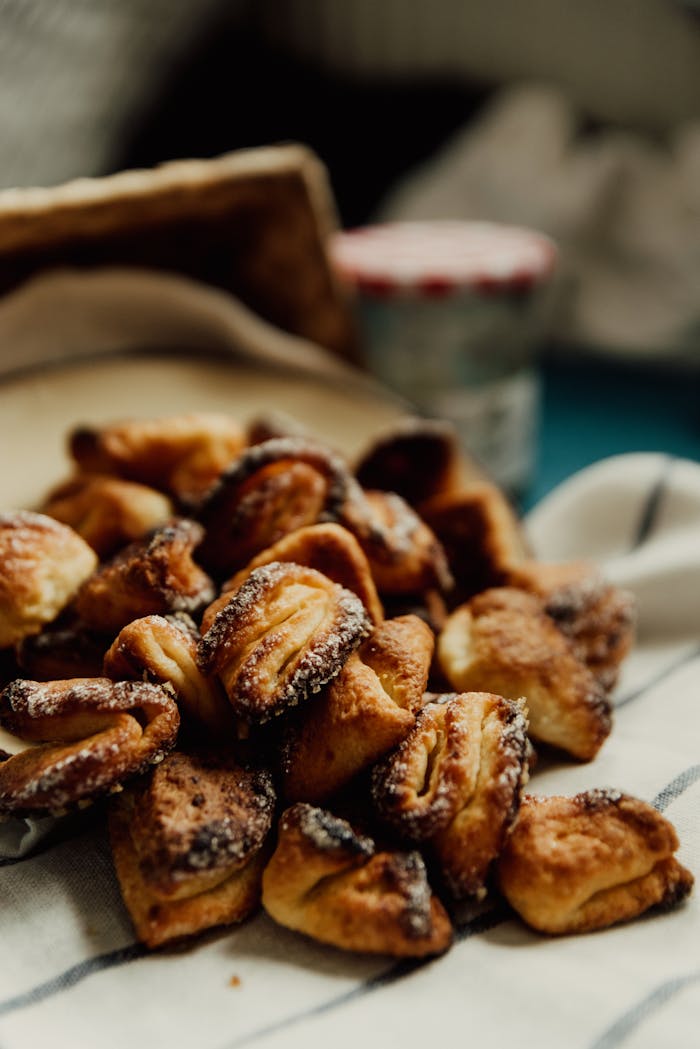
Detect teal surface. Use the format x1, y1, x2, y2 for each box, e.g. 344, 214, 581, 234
525, 355, 700, 510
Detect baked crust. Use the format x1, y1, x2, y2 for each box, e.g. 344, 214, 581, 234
0, 511, 97, 648
340, 489, 453, 595
497, 790, 694, 934
224, 523, 384, 626
373, 692, 529, 898
437, 588, 611, 760
196, 437, 354, 577
74, 519, 215, 635
70, 413, 245, 507
0, 677, 179, 816
123, 751, 274, 897
103, 614, 234, 735
197, 562, 371, 724
41, 474, 173, 558
282, 615, 434, 803
109, 759, 271, 949
262, 803, 453, 957
506, 560, 636, 692
355, 417, 482, 507
421, 482, 528, 600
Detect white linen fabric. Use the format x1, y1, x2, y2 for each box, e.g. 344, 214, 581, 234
0, 451, 698, 1049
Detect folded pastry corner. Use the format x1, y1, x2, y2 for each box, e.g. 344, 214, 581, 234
0, 511, 98, 648
497, 790, 694, 934
0, 677, 179, 817
223, 522, 384, 626
437, 588, 611, 761
104, 614, 235, 735
197, 561, 371, 724
262, 803, 453, 957
109, 750, 275, 947
373, 692, 529, 899
282, 614, 434, 803
74, 519, 215, 635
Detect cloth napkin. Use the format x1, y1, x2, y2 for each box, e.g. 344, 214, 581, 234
1, 450, 698, 1049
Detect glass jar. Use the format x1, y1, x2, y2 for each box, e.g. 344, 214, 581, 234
331, 221, 558, 500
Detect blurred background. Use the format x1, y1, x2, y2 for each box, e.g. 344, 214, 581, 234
0, 0, 698, 504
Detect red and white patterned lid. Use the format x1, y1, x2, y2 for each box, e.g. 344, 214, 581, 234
330, 220, 557, 298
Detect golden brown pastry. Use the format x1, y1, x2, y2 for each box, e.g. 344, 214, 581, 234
197, 562, 371, 724
282, 615, 434, 803
340, 489, 452, 595
421, 482, 528, 600
196, 437, 354, 577
223, 523, 384, 626
437, 588, 611, 761
41, 474, 174, 558
497, 790, 694, 934
355, 417, 482, 507
372, 692, 529, 899
0, 677, 179, 816
103, 614, 235, 735
505, 560, 636, 692
0, 511, 98, 649
262, 803, 453, 956
73, 519, 215, 635
16, 621, 106, 681
69, 412, 246, 506
109, 750, 275, 947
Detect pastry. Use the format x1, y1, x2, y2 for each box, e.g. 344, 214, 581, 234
261, 803, 453, 956
104, 614, 235, 735
355, 417, 481, 507
437, 588, 611, 760
41, 474, 173, 558
421, 482, 528, 600
372, 692, 529, 898
0, 677, 179, 816
197, 562, 371, 724
223, 522, 384, 626
505, 560, 636, 691
0, 511, 97, 648
69, 412, 246, 506
196, 437, 354, 577
498, 790, 694, 934
282, 615, 434, 802
74, 519, 215, 635
109, 750, 275, 947
340, 489, 453, 595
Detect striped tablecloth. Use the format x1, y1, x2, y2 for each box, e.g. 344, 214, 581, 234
1, 452, 698, 1049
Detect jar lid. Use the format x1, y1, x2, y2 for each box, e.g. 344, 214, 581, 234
330, 220, 557, 298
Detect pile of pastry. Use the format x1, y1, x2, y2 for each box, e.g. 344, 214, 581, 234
0, 413, 693, 956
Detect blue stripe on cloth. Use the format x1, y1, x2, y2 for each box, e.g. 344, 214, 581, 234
218, 906, 509, 1049
629, 456, 675, 551
588, 970, 700, 1049
0, 943, 146, 1018
0, 907, 508, 1027
652, 764, 700, 812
